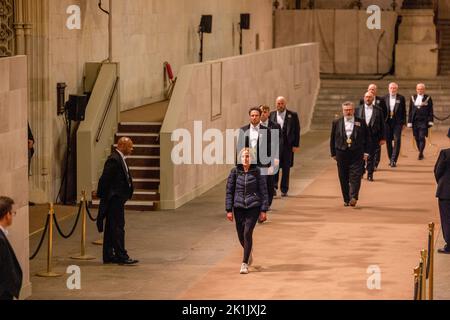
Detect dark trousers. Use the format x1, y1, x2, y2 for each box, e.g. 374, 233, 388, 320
266, 174, 274, 206
0, 291, 14, 300
336, 149, 364, 203
386, 122, 402, 163
364, 141, 378, 176
439, 199, 450, 247
413, 126, 428, 155
274, 147, 293, 194
234, 207, 260, 264
103, 197, 129, 262
374, 145, 381, 169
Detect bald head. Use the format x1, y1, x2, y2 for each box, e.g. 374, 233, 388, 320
117, 137, 134, 156
276, 96, 287, 113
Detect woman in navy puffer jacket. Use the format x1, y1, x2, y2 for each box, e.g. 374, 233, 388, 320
226, 148, 269, 274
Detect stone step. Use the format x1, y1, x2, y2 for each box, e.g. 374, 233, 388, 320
126, 155, 160, 167
129, 167, 160, 179
115, 133, 159, 145
91, 199, 159, 211
118, 122, 162, 134
112, 144, 160, 156
133, 178, 160, 190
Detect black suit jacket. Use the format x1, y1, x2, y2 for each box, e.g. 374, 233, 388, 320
408, 95, 434, 128
435, 148, 450, 200
383, 94, 407, 126
359, 96, 387, 120
355, 105, 385, 143
237, 124, 271, 167
330, 117, 369, 157
96, 150, 134, 231
269, 110, 300, 168
269, 110, 301, 149
0, 230, 23, 299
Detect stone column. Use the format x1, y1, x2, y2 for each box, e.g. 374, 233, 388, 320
395, 8, 438, 78
13, 0, 24, 54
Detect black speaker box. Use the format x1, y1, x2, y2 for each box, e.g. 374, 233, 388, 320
67, 94, 88, 121
240, 13, 250, 30
200, 15, 213, 33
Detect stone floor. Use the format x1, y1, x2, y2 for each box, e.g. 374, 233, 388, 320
28, 129, 450, 300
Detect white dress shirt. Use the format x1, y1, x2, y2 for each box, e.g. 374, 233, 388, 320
261, 120, 269, 128
277, 110, 286, 129
0, 225, 8, 237
415, 94, 424, 107
390, 95, 397, 112
249, 124, 260, 149
344, 117, 355, 138
364, 104, 373, 126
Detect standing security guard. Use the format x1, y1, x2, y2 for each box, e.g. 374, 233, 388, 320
407, 83, 434, 160
434, 128, 450, 254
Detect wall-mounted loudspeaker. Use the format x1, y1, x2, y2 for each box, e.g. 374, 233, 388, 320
240, 13, 250, 30
200, 15, 213, 33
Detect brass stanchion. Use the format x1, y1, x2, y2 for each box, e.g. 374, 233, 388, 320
428, 223, 435, 300
420, 249, 428, 300
418, 259, 424, 300
414, 266, 420, 300
428, 127, 434, 147
36, 203, 62, 277
71, 191, 95, 260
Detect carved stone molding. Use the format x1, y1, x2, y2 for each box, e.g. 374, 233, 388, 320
0, 0, 15, 56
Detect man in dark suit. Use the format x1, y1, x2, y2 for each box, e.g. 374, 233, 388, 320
96, 137, 138, 265
383, 82, 406, 167
359, 84, 387, 170
356, 92, 386, 181
434, 128, 450, 254
260, 105, 281, 208
237, 107, 271, 169
269, 96, 301, 197
0, 197, 23, 300
407, 83, 434, 160
331, 102, 369, 207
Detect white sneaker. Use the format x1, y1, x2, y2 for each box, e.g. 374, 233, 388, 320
240, 263, 249, 274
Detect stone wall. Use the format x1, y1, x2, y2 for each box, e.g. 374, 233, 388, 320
28, 0, 273, 203
275, 10, 398, 74
0, 55, 31, 299
284, 0, 405, 10
160, 43, 320, 209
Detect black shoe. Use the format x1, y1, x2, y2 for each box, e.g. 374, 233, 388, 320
438, 248, 450, 254
349, 198, 357, 207
344, 202, 350, 207
281, 193, 288, 197
418, 154, 424, 160
368, 175, 374, 182
103, 257, 119, 264
118, 258, 139, 265
391, 162, 397, 168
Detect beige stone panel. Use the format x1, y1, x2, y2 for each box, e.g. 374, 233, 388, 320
395, 43, 438, 78
334, 10, 358, 74
0, 92, 10, 134
0, 59, 10, 93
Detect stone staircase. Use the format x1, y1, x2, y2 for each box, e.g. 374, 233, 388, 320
311, 78, 450, 131
438, 19, 450, 75
92, 122, 161, 211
